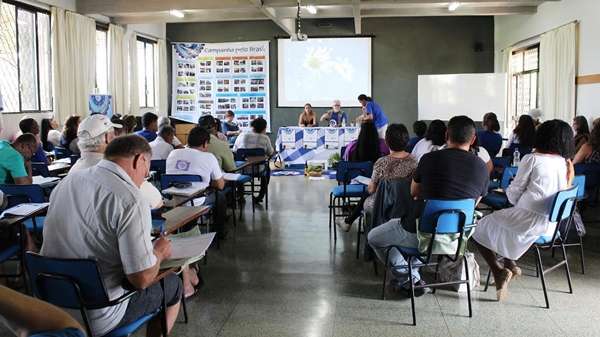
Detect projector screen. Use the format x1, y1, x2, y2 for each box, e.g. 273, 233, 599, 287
278, 37, 372, 107
418, 73, 507, 121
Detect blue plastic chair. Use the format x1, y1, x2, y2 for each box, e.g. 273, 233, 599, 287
31, 162, 51, 177
482, 166, 518, 210
0, 184, 46, 232
160, 174, 203, 191
53, 146, 71, 159
150, 160, 166, 175
381, 199, 476, 325
24, 252, 167, 337
531, 185, 579, 309
328, 161, 373, 241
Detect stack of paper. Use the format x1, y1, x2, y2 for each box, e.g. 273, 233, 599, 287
162, 182, 206, 197
223, 173, 242, 181
32, 176, 60, 187
161, 230, 216, 269
351, 175, 372, 186
0, 203, 49, 219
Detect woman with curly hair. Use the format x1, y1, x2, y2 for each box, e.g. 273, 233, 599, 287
574, 118, 600, 164
59, 116, 81, 154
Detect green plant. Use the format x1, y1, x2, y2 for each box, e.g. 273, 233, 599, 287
328, 152, 341, 168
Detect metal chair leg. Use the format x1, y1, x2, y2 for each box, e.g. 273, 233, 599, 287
181, 289, 189, 324
535, 246, 550, 309
579, 236, 585, 274
381, 249, 389, 300
356, 216, 362, 260
561, 243, 573, 294
328, 194, 333, 236
464, 256, 473, 318
333, 198, 338, 242
408, 258, 417, 326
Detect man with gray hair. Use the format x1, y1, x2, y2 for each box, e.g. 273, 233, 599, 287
150, 125, 176, 160
71, 114, 163, 208
320, 99, 348, 127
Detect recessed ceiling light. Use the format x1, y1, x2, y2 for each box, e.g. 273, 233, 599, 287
448, 2, 461, 11
305, 5, 318, 14
169, 9, 185, 18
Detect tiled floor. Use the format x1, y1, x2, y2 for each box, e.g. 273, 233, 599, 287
3, 176, 600, 337
169, 176, 600, 337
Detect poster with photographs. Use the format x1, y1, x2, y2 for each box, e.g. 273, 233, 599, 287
171, 41, 271, 131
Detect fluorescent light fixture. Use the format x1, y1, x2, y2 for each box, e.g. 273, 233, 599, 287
305, 5, 318, 14
448, 2, 461, 11
169, 9, 185, 18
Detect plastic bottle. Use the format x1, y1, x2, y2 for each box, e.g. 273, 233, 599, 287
513, 148, 521, 167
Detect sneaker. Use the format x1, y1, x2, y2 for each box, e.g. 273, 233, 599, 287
335, 218, 352, 232
400, 280, 432, 297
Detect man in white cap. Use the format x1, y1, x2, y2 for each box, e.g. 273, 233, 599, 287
70, 114, 163, 209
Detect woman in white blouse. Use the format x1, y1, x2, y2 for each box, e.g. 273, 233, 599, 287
473, 120, 575, 301
411, 119, 446, 162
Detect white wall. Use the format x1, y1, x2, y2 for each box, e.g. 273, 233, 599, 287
128, 23, 166, 40
495, 0, 600, 122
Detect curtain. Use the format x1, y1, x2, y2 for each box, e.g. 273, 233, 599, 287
108, 24, 128, 116
156, 39, 169, 117
128, 31, 140, 116
539, 22, 577, 122
51, 8, 96, 124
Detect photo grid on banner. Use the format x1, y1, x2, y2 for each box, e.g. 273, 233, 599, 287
171, 41, 271, 131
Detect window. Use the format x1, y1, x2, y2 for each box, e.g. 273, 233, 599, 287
137, 37, 155, 108
510, 45, 539, 117
95, 26, 108, 94
0, 0, 52, 113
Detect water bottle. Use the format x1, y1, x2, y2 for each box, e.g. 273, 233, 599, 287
341, 119, 346, 127
513, 148, 521, 167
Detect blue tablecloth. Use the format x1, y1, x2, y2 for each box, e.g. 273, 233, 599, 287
275, 127, 359, 165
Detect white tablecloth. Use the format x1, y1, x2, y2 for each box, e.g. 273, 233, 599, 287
275, 127, 360, 165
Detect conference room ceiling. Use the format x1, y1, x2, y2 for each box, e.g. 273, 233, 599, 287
77, 0, 560, 34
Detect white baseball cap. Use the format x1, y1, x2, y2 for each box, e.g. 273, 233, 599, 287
78, 114, 122, 139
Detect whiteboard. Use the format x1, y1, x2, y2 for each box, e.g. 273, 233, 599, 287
277, 37, 372, 107
418, 73, 507, 121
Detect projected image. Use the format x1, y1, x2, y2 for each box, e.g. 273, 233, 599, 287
278, 37, 372, 107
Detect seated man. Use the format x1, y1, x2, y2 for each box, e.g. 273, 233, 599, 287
70, 114, 163, 209
233, 117, 273, 203
135, 112, 159, 142
0, 134, 36, 185
18, 118, 48, 164
166, 126, 227, 239
41, 135, 181, 337
221, 110, 240, 144
198, 115, 236, 172
368, 115, 489, 295
150, 125, 176, 160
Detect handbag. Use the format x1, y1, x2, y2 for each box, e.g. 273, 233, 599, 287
422, 252, 480, 292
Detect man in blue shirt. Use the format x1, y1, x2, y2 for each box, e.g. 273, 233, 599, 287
135, 112, 158, 142
221, 110, 240, 144
358, 94, 389, 138
18, 118, 48, 164
320, 99, 348, 127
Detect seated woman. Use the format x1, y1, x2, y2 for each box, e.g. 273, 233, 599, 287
343, 120, 389, 162
573, 116, 590, 153
339, 124, 417, 232
506, 114, 536, 155
40, 118, 61, 152
234, 117, 274, 203
473, 119, 574, 301
410, 119, 446, 162
573, 118, 600, 165
59, 116, 81, 154
477, 112, 503, 158
298, 103, 317, 127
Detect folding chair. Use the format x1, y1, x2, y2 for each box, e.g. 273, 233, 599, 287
380, 198, 476, 326
0, 184, 46, 232
328, 161, 373, 242
234, 148, 269, 212
25, 252, 168, 337
561, 175, 587, 273
53, 146, 71, 159
150, 160, 167, 180
31, 162, 51, 177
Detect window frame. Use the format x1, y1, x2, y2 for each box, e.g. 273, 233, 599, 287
136, 36, 156, 108
511, 43, 540, 117
1, 0, 52, 114
95, 22, 109, 94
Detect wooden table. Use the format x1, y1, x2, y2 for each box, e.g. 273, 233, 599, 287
153, 205, 210, 235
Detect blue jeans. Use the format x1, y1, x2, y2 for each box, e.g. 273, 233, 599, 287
367, 219, 421, 285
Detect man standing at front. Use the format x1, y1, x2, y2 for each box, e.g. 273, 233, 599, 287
41, 135, 182, 337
